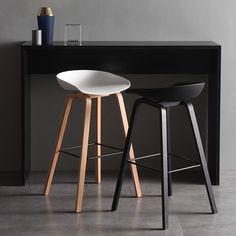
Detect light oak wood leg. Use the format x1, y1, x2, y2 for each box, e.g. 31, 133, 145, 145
75, 97, 92, 212
95, 97, 102, 183
43, 95, 73, 196
115, 92, 142, 198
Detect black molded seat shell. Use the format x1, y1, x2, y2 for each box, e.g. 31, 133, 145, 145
127, 83, 205, 102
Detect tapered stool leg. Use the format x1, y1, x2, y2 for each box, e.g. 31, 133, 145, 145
75, 97, 92, 212
112, 99, 142, 211
160, 107, 169, 229
186, 102, 217, 214
95, 97, 102, 183
115, 93, 142, 198
168, 156, 172, 196
167, 108, 172, 197
43, 95, 74, 195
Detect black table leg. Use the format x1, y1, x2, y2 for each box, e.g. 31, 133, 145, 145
207, 48, 221, 185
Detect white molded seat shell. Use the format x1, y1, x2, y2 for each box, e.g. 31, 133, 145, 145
56, 70, 130, 96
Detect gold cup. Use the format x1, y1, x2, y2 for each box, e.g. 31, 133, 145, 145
38, 7, 53, 16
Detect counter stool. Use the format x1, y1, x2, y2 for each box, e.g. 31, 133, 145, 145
43, 70, 142, 212
111, 82, 217, 229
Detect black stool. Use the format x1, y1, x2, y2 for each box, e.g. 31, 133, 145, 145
111, 82, 217, 230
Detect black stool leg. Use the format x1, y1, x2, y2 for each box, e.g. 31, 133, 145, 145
111, 99, 142, 211
160, 107, 169, 229
168, 156, 172, 196
186, 102, 217, 214
167, 108, 172, 197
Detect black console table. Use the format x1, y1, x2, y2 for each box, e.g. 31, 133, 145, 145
20, 41, 221, 186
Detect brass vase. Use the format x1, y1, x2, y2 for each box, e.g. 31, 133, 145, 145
37, 7, 54, 45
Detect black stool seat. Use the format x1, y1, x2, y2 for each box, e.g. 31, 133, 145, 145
127, 82, 205, 103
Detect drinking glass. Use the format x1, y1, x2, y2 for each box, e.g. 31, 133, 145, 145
64, 24, 82, 45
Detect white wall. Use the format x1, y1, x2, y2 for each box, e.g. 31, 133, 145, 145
0, 0, 235, 170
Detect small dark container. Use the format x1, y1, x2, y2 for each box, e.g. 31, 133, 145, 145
37, 7, 54, 45
37, 16, 54, 45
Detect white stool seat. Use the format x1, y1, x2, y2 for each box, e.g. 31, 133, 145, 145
57, 70, 130, 96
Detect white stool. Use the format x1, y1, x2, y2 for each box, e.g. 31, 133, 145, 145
43, 70, 142, 212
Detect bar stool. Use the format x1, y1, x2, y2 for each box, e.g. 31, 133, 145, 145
111, 82, 217, 229
43, 70, 142, 212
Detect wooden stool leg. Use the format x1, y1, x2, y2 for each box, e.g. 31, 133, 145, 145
95, 97, 102, 183
75, 97, 92, 212
115, 93, 142, 198
43, 95, 74, 195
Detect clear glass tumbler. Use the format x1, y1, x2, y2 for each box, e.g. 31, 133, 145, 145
64, 24, 82, 45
